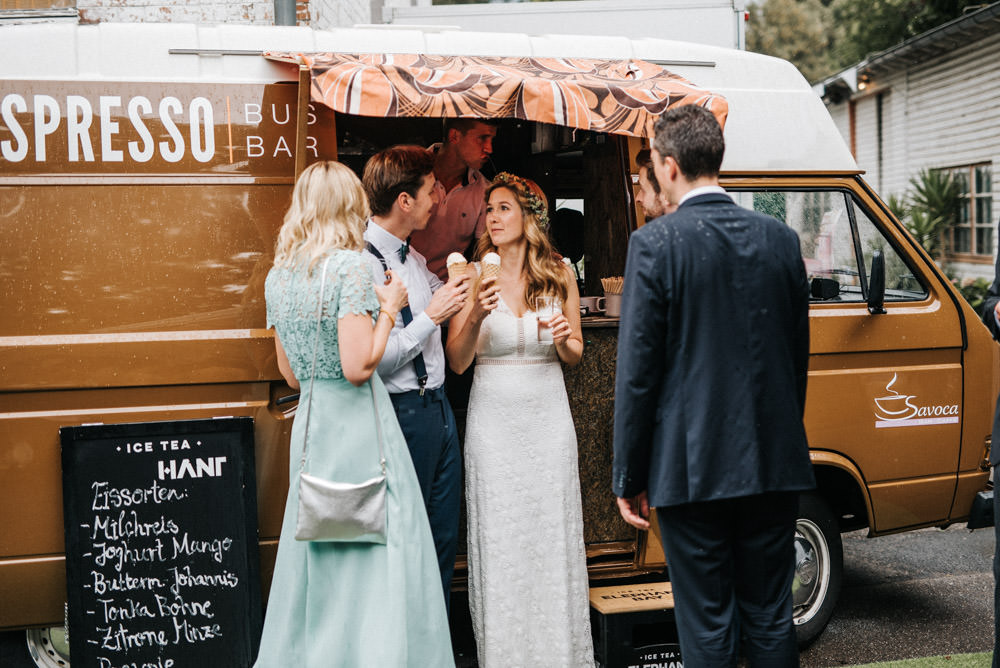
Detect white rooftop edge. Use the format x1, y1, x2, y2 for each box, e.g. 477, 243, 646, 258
0, 22, 858, 173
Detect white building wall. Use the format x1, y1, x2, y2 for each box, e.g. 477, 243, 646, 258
880, 72, 908, 201
823, 30, 1000, 278
853, 94, 880, 191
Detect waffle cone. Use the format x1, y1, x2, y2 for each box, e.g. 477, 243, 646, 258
481, 263, 501, 281
447, 261, 467, 282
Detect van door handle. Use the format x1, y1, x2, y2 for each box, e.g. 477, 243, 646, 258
276, 393, 300, 406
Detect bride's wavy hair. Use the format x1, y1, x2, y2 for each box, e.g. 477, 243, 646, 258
474, 173, 568, 306
273, 161, 370, 273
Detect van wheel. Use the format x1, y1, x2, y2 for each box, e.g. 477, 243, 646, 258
0, 628, 71, 667
792, 493, 843, 648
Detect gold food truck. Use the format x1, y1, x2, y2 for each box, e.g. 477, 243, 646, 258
1, 21, 997, 666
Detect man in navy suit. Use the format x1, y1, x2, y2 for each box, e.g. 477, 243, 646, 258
613, 105, 815, 667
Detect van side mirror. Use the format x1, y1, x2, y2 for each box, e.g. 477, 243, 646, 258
867, 250, 887, 315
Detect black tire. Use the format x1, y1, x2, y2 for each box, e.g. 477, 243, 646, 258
0, 628, 71, 668
792, 493, 843, 648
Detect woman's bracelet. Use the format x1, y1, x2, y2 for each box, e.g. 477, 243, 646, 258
379, 310, 396, 327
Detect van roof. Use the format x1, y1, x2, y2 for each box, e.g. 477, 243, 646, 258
0, 22, 858, 173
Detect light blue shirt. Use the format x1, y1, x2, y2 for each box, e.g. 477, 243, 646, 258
364, 220, 446, 394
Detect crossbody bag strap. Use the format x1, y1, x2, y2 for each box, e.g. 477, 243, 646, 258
298, 255, 386, 475
365, 241, 429, 395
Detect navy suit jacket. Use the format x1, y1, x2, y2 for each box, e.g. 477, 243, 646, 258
612, 192, 815, 507
981, 252, 1000, 466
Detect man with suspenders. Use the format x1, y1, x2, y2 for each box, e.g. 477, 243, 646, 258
361, 145, 471, 607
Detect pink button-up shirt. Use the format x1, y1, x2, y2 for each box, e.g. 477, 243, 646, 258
409, 167, 490, 281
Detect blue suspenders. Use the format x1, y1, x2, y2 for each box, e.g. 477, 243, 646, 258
365, 242, 429, 396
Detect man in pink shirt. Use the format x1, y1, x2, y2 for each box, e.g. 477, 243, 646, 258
410, 119, 498, 280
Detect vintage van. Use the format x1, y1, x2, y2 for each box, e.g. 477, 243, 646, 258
1, 21, 997, 666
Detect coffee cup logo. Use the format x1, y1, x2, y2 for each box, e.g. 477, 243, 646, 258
874, 374, 917, 422
873, 373, 959, 428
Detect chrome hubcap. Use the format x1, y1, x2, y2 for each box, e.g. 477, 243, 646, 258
793, 518, 830, 626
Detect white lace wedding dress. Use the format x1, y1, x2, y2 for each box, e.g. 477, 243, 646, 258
464, 295, 595, 668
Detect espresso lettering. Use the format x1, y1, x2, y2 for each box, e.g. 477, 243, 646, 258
158, 97, 184, 163
99, 96, 123, 162
33, 94, 60, 161
126, 96, 155, 162
0, 94, 28, 161
66, 95, 95, 162
189, 98, 214, 163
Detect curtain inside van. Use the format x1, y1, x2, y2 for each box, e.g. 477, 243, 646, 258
264, 52, 727, 137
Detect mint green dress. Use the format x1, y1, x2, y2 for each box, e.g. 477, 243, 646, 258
255, 249, 454, 668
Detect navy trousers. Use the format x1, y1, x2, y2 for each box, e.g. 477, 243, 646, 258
657, 491, 800, 668
389, 386, 462, 609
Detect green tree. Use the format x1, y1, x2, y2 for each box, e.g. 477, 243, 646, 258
750, 0, 984, 82
747, 0, 838, 82
894, 168, 961, 261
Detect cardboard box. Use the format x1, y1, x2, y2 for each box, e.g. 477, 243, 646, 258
590, 582, 682, 668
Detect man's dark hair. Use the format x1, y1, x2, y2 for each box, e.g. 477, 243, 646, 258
652, 105, 725, 181
362, 145, 435, 217
635, 148, 661, 195
443, 117, 498, 142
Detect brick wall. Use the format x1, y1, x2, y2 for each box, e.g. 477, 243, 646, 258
76, 0, 276, 25
309, 0, 369, 29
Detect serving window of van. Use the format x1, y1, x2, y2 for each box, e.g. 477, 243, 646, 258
730, 189, 928, 304
334, 114, 633, 297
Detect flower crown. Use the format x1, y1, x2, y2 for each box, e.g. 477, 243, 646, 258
492, 172, 550, 230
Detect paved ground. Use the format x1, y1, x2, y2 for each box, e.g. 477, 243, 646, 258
452, 524, 996, 667
801, 524, 995, 666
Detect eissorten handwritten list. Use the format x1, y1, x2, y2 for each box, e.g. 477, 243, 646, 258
60, 418, 262, 668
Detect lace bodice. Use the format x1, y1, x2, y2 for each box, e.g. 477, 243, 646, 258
476, 296, 561, 362
265, 250, 379, 381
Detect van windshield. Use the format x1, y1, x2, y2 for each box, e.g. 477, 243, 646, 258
730, 190, 928, 304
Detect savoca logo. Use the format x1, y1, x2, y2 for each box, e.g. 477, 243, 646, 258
874, 373, 960, 428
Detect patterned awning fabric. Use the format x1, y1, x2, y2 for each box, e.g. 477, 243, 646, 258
266, 52, 728, 137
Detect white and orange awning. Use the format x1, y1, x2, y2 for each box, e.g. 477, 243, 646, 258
265, 51, 728, 137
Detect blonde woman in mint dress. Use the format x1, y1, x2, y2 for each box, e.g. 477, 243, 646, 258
255, 161, 454, 668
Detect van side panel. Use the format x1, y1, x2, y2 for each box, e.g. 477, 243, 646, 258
0, 79, 334, 629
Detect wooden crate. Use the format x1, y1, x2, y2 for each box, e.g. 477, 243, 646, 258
590, 582, 683, 668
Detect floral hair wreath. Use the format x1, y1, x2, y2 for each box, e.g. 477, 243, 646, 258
492, 172, 550, 230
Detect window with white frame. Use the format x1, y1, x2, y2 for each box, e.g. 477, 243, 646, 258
944, 163, 993, 259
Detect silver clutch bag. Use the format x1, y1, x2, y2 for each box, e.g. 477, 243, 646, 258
295, 471, 386, 543
293, 256, 388, 544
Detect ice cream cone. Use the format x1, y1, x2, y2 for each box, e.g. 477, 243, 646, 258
448, 261, 467, 281
481, 252, 501, 281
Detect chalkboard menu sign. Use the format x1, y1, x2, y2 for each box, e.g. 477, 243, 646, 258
60, 418, 262, 668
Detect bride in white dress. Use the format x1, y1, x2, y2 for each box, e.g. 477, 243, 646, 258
446, 173, 594, 668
